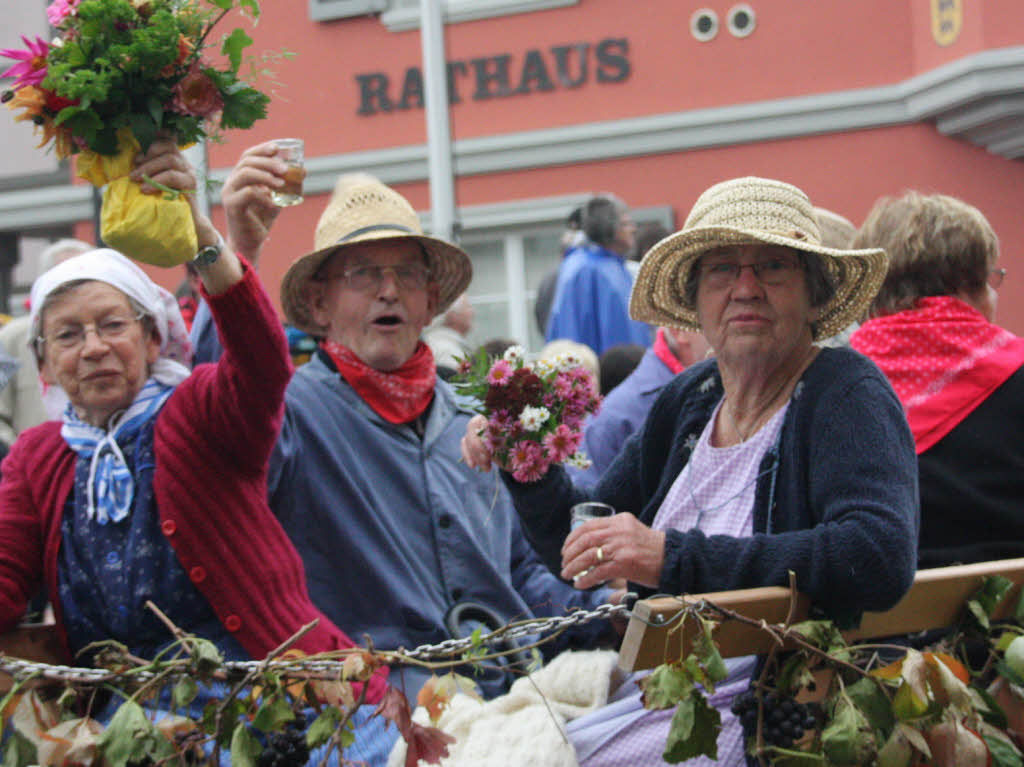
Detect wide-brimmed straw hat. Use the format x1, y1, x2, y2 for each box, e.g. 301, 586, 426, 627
281, 173, 473, 336
629, 177, 887, 340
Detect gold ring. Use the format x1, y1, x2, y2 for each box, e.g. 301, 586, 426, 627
596, 546, 604, 563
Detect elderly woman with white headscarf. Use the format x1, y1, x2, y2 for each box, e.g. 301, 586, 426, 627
0, 140, 389, 752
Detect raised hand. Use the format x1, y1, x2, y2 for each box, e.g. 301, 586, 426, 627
221, 141, 291, 263
130, 136, 219, 251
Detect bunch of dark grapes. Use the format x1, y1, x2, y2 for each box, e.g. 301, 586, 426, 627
257, 727, 310, 767
731, 689, 819, 749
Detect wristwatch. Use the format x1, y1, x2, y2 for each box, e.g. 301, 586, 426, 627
192, 238, 222, 267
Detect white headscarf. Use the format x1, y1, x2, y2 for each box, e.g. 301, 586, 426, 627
30, 248, 192, 387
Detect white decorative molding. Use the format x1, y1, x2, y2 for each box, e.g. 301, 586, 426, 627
4, 46, 1023, 229
309, 0, 388, 23
380, 0, 580, 32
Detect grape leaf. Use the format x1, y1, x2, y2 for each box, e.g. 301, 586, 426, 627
821, 698, 877, 766
1, 729, 36, 767
230, 723, 261, 767
662, 692, 720, 764
252, 693, 296, 733
96, 700, 175, 767
640, 662, 694, 711
305, 706, 342, 750
845, 676, 894, 738
693, 618, 727, 685
172, 677, 199, 710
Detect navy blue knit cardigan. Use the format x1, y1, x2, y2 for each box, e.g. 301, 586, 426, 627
504, 346, 920, 625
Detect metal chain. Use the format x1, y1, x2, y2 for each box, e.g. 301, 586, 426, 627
0, 602, 631, 683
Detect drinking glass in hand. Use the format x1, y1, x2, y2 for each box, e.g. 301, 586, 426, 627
570, 502, 616, 530
569, 502, 615, 585
272, 138, 305, 207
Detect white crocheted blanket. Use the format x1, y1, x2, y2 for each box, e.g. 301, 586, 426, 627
387, 649, 623, 767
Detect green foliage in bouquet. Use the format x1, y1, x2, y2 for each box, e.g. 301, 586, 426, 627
2, 0, 272, 158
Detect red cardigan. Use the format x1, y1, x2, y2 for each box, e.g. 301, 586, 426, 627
0, 264, 386, 702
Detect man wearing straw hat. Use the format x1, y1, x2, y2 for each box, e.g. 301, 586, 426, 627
218, 145, 613, 711
463, 176, 918, 764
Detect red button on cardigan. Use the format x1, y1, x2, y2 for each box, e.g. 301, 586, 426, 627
161, 519, 177, 535
189, 566, 207, 583
225, 615, 242, 632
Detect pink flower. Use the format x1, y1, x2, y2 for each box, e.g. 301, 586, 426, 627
510, 440, 549, 483
46, 0, 80, 25
543, 424, 579, 463
486, 359, 513, 386
0, 36, 50, 90
553, 372, 574, 400
170, 62, 223, 118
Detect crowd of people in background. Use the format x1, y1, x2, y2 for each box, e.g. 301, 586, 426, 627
0, 135, 1020, 767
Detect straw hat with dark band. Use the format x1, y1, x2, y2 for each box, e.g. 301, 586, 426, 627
281, 173, 473, 336
629, 177, 888, 340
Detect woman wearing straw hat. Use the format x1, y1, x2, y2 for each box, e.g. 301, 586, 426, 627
462, 176, 919, 765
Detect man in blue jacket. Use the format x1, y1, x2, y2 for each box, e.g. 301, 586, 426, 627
545, 194, 652, 355
219, 145, 613, 714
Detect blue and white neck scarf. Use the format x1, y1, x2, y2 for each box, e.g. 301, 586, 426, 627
61, 378, 175, 525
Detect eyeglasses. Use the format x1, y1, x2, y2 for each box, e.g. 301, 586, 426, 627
326, 263, 431, 293
699, 257, 802, 289
989, 267, 1007, 289
37, 312, 145, 353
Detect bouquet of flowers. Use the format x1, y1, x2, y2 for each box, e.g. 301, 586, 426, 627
453, 345, 602, 483
1, 0, 272, 266
2, 0, 268, 158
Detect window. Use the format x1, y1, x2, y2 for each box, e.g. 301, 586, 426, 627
451, 203, 674, 355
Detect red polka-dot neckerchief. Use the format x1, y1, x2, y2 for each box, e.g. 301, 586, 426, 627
321, 340, 436, 424
652, 327, 686, 375
851, 295, 1024, 453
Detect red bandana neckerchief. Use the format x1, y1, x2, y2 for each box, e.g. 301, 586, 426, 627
321, 340, 436, 424
850, 295, 1024, 453
652, 327, 686, 375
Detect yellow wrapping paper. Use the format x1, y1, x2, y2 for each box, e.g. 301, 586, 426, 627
76, 129, 197, 267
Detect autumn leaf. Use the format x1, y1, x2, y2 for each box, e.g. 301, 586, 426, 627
36, 717, 103, 767
373, 686, 454, 767
417, 674, 457, 724
404, 721, 456, 767
309, 678, 356, 709
374, 685, 412, 735
10, 689, 60, 747
923, 718, 991, 767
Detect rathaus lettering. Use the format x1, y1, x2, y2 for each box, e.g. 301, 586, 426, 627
356, 38, 630, 116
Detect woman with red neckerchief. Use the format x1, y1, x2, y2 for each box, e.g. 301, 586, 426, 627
850, 191, 1024, 569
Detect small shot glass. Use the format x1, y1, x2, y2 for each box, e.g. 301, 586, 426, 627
569, 502, 615, 585
271, 138, 305, 207
570, 501, 616, 531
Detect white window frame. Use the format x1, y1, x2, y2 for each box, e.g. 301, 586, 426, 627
434, 197, 674, 353
310, 0, 580, 29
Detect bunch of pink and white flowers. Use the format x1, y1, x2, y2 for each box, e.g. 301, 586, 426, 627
454, 345, 602, 483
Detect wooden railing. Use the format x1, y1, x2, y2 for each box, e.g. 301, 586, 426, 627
618, 557, 1024, 672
